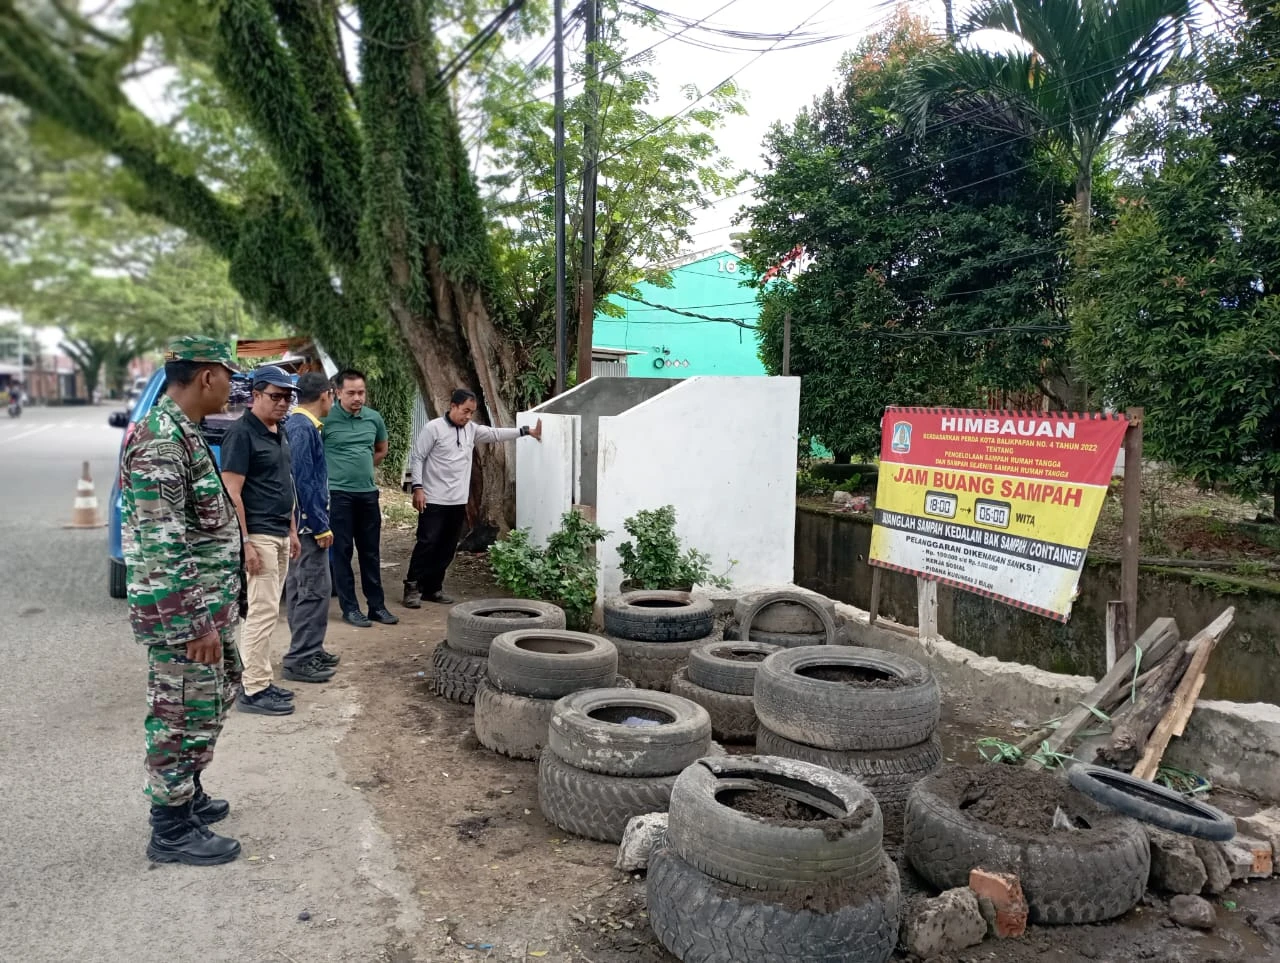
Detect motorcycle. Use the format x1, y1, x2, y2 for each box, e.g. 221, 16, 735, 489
7, 398, 20, 417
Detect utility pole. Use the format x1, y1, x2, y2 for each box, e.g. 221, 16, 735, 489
553, 0, 568, 395
576, 0, 600, 385
943, 0, 955, 39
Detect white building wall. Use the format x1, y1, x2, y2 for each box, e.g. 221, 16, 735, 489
515, 411, 579, 546
595, 376, 800, 598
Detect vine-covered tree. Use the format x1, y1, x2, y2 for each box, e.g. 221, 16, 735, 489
741, 11, 1075, 458
0, 0, 739, 525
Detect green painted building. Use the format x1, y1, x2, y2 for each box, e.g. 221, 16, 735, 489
592, 248, 765, 377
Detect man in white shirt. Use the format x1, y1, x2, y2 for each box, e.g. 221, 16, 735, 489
404, 389, 542, 606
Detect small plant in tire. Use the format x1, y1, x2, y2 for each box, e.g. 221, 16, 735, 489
617, 505, 735, 589
488, 510, 607, 629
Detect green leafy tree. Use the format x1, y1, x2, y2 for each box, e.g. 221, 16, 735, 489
480, 2, 744, 401
896, 0, 1196, 236
742, 11, 1075, 459
1071, 3, 1280, 513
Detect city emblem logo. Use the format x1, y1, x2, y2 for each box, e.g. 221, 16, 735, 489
891, 421, 912, 454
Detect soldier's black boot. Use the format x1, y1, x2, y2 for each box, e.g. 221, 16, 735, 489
147, 801, 241, 866
191, 772, 230, 824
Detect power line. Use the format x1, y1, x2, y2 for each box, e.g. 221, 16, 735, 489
520, 0, 842, 206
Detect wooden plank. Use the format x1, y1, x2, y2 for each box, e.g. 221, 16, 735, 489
1025, 617, 1180, 770
1106, 600, 1128, 671
1132, 607, 1235, 781
874, 616, 918, 639
1120, 408, 1144, 652
1173, 672, 1208, 738
868, 566, 883, 626
917, 578, 938, 639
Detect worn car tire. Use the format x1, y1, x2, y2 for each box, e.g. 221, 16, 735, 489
733, 589, 836, 634
486, 629, 618, 699
756, 725, 942, 839
608, 633, 706, 691
670, 667, 758, 742
647, 840, 899, 963
109, 558, 128, 600
603, 591, 715, 643
666, 755, 883, 892
687, 640, 781, 695
474, 681, 553, 760
430, 641, 487, 705
548, 687, 711, 777
737, 590, 840, 647
755, 647, 940, 751
448, 599, 566, 656
904, 770, 1151, 924
724, 621, 850, 648
537, 748, 676, 843
1067, 764, 1236, 841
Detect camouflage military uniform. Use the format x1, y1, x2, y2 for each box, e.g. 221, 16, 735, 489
122, 390, 245, 807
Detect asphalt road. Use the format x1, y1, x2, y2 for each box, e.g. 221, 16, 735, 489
0, 404, 421, 962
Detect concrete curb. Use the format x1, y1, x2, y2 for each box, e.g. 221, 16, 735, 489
704, 584, 1280, 800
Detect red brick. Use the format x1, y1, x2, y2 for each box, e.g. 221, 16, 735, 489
969, 868, 1022, 905
993, 903, 1028, 938
970, 868, 1028, 938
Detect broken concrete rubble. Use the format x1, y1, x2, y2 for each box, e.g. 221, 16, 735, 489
1220, 835, 1273, 880
1193, 838, 1233, 896
1169, 894, 1216, 930
1237, 808, 1280, 859
899, 887, 986, 958
1146, 827, 1208, 895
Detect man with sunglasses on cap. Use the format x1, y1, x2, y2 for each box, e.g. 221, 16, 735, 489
221, 365, 304, 716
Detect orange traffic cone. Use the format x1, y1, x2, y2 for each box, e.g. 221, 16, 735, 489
64, 460, 105, 529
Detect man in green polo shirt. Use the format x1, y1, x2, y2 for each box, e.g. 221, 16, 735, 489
323, 369, 400, 628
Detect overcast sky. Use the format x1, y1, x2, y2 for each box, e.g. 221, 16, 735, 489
513, 0, 947, 253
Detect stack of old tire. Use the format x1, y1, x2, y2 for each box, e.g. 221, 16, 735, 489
431, 599, 565, 705
603, 590, 715, 691
474, 629, 622, 760
725, 588, 850, 647
538, 688, 712, 843
669, 640, 779, 742
754, 646, 942, 839
647, 754, 900, 963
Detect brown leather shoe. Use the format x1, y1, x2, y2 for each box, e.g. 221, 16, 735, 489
402, 582, 422, 609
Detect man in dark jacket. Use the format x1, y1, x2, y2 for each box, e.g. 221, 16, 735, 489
283, 372, 341, 682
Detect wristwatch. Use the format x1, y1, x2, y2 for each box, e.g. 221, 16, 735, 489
519, 425, 529, 437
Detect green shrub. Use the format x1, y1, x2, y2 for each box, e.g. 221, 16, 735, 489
616, 505, 735, 590
810, 463, 878, 484
488, 510, 608, 629
796, 470, 829, 496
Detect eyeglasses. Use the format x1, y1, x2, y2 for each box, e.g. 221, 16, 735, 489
262, 390, 292, 403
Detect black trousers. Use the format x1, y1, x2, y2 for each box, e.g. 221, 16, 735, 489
330, 490, 385, 615
406, 504, 467, 596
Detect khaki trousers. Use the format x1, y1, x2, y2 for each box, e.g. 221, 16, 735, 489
241, 533, 290, 696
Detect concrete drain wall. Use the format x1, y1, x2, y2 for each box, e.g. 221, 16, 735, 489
704, 585, 1280, 802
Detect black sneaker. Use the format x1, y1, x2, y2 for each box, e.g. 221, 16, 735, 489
425, 592, 455, 604
369, 607, 400, 625
343, 610, 372, 628
267, 683, 295, 700
237, 688, 296, 715
283, 659, 336, 683
315, 650, 340, 667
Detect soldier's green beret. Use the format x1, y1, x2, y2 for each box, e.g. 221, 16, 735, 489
162, 335, 239, 372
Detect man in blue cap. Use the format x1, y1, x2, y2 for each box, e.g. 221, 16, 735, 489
221, 365, 307, 716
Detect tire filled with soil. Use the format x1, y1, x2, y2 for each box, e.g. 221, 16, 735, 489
754, 647, 940, 751
905, 764, 1151, 924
